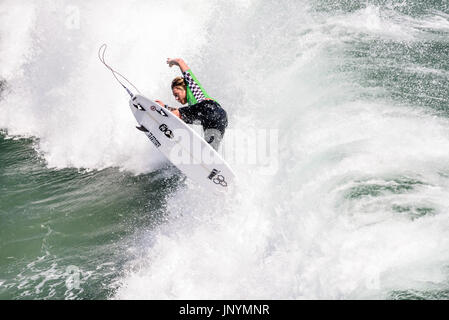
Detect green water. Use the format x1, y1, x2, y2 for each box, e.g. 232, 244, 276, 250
0, 132, 183, 299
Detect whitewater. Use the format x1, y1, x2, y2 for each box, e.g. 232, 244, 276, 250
1, 0, 449, 299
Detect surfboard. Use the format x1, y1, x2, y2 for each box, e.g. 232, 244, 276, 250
129, 94, 235, 193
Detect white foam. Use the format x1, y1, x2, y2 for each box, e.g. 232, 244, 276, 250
0, 0, 213, 172
112, 1, 449, 299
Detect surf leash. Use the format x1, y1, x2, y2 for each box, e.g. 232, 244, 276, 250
98, 44, 141, 98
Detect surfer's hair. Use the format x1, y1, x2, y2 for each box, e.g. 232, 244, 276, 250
171, 77, 186, 91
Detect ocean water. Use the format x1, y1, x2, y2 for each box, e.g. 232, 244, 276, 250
1, 0, 449, 300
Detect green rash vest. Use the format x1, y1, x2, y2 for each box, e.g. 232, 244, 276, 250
178, 69, 227, 135
182, 69, 217, 105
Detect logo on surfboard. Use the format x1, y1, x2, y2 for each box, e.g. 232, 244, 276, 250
208, 169, 228, 187
147, 131, 161, 148
159, 124, 174, 139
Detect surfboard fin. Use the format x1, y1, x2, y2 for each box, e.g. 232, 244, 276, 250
133, 103, 146, 111
136, 125, 149, 133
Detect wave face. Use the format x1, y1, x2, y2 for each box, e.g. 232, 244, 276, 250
1, 0, 449, 299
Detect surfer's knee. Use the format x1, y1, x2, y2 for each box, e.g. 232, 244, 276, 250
204, 128, 224, 151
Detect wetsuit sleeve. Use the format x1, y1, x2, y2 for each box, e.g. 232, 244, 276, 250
183, 69, 213, 105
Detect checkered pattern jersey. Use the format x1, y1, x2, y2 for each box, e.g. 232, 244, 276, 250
183, 70, 207, 104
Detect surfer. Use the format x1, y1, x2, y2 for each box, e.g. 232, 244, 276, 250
155, 58, 228, 151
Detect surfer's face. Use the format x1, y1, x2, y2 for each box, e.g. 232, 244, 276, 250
172, 87, 187, 105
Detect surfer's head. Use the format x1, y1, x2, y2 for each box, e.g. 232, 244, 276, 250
171, 77, 187, 104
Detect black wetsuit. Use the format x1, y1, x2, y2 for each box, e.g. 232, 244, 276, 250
177, 69, 228, 150
179, 100, 227, 135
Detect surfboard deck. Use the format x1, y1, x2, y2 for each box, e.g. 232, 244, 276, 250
129, 95, 235, 193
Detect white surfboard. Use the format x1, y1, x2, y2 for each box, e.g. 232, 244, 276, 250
129, 94, 235, 193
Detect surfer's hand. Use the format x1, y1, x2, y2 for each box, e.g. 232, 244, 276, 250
167, 58, 180, 68
167, 58, 189, 74
155, 100, 165, 107
167, 58, 189, 73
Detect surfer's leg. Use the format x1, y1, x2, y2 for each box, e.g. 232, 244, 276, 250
204, 128, 224, 151
203, 102, 228, 151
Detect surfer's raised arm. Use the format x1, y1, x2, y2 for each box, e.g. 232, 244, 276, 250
155, 58, 189, 116
156, 57, 228, 151
167, 58, 189, 73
